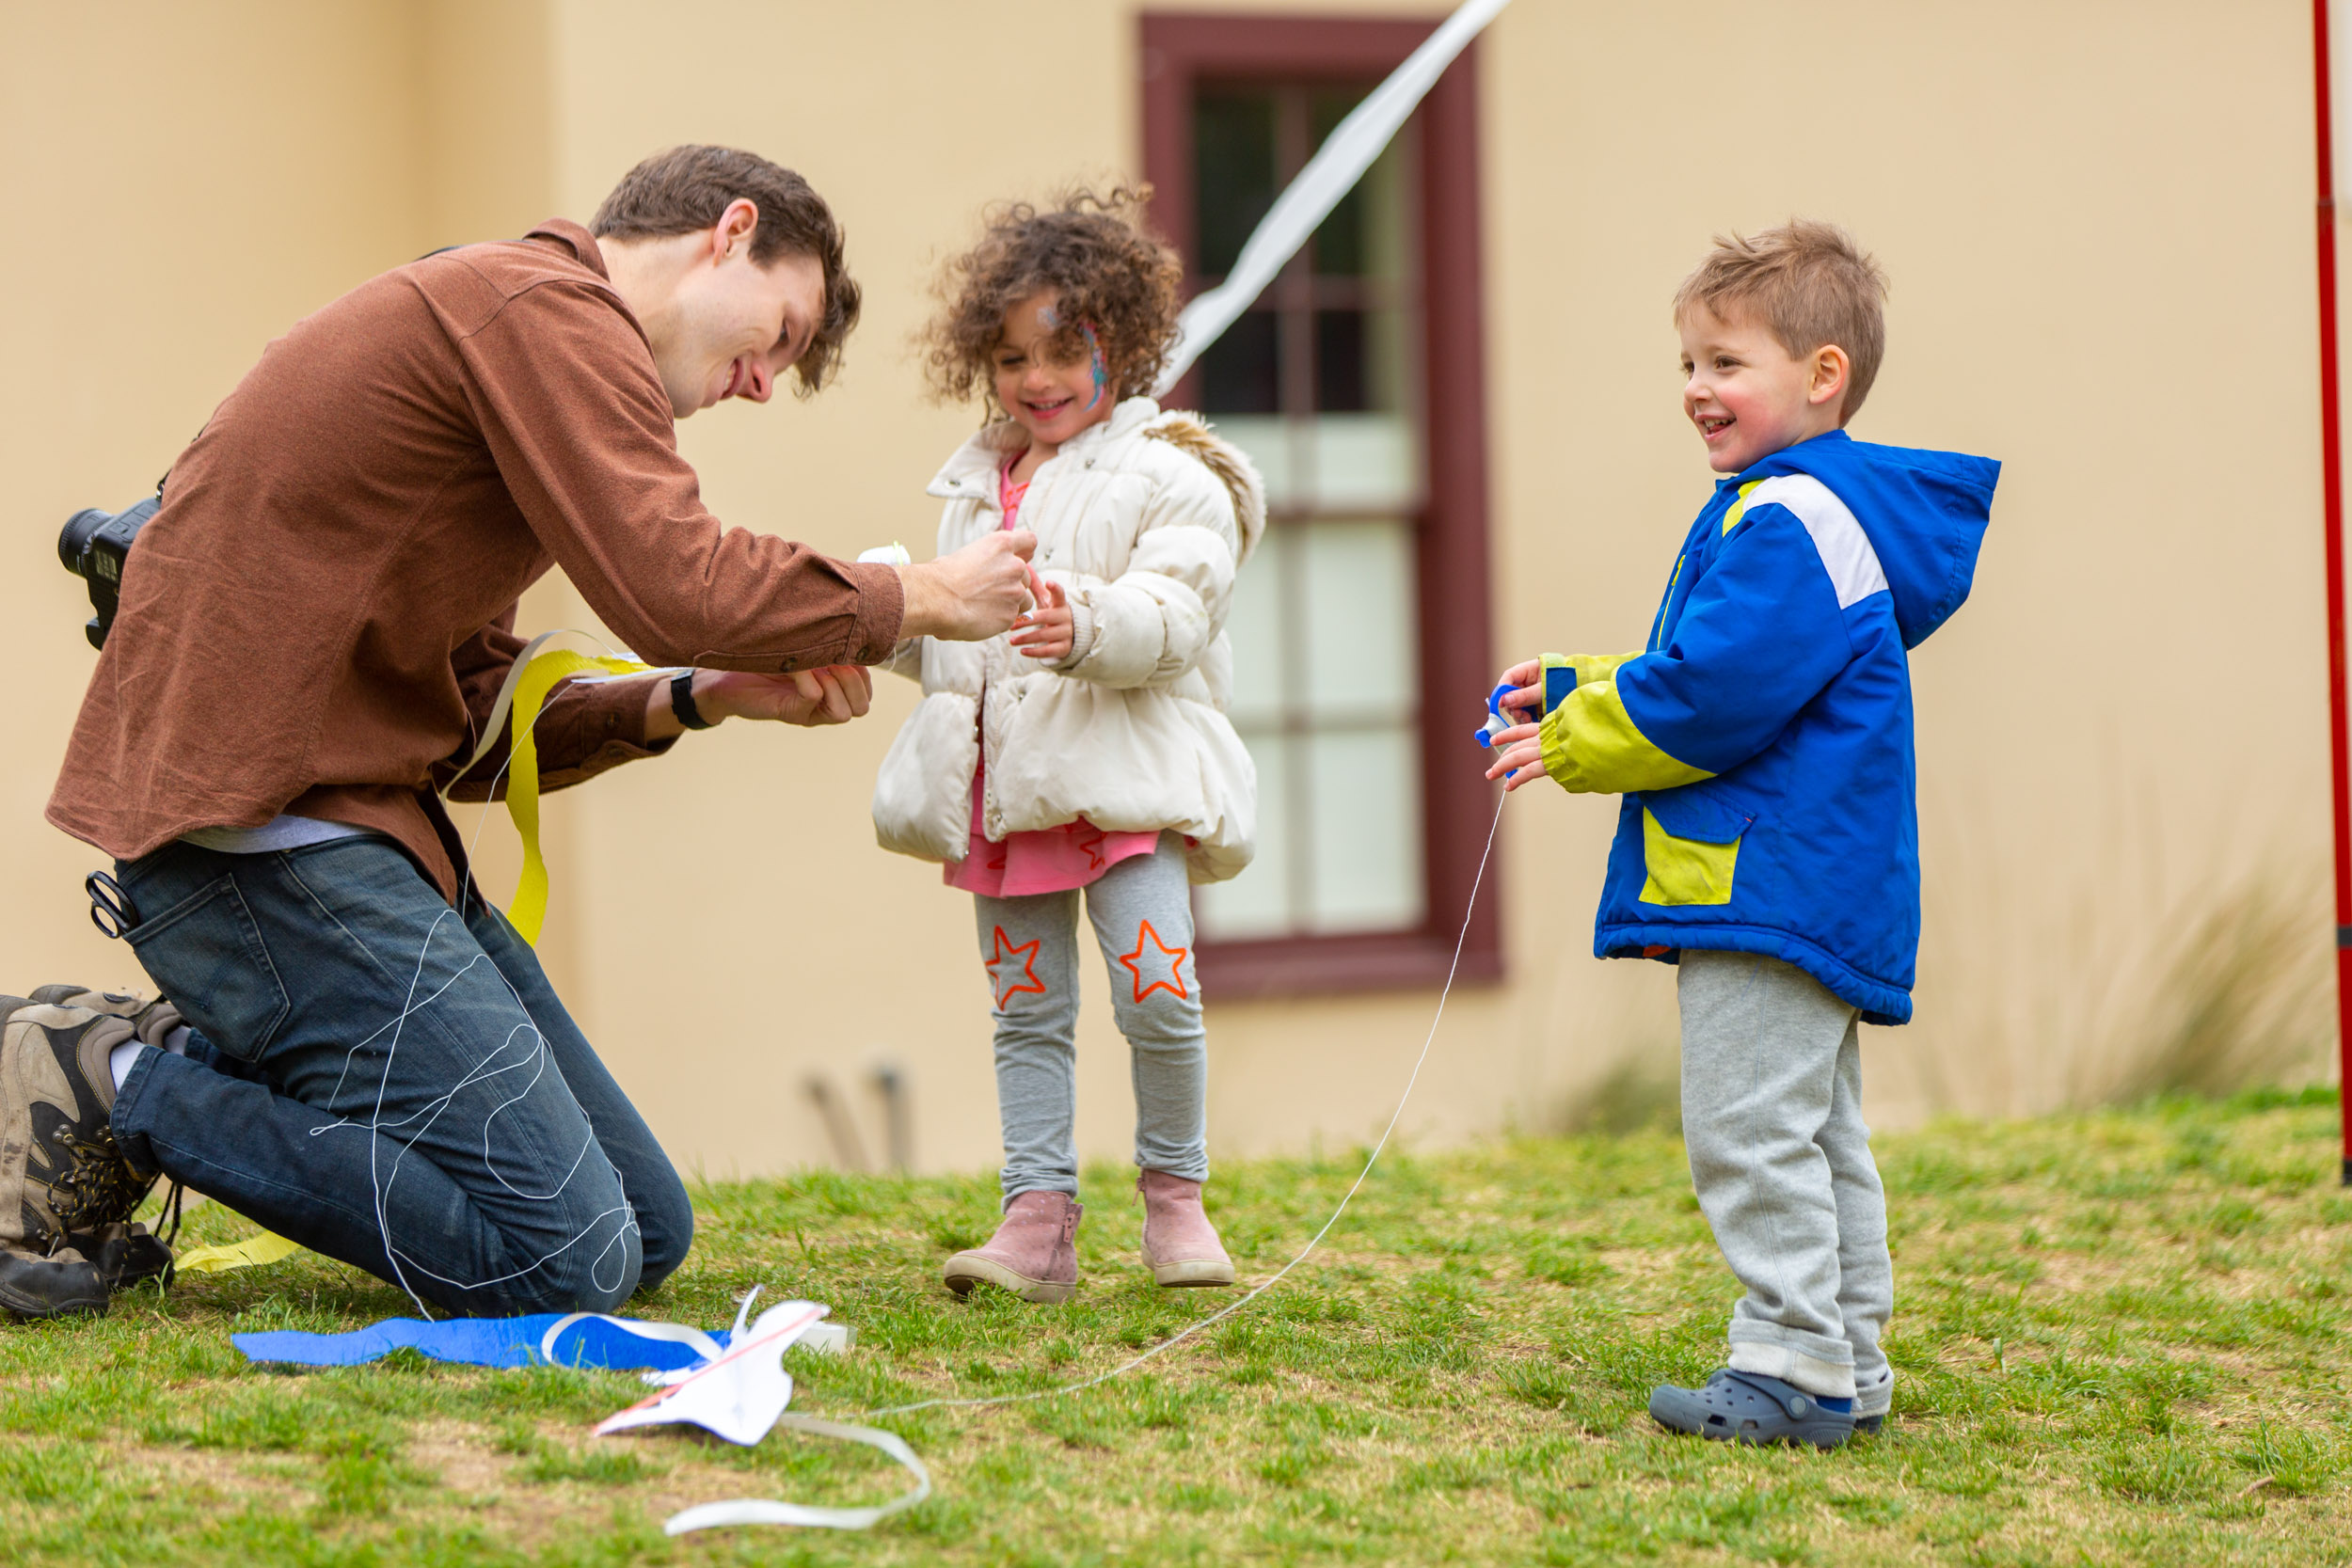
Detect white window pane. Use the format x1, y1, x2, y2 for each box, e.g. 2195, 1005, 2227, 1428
1207, 415, 1299, 511
1199, 732, 1295, 940
1307, 414, 1418, 513
1301, 519, 1417, 719
1223, 527, 1286, 727
1207, 416, 1417, 515
1305, 726, 1424, 932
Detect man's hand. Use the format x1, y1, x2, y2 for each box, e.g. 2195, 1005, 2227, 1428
642, 665, 872, 739
898, 531, 1044, 641
1009, 579, 1074, 662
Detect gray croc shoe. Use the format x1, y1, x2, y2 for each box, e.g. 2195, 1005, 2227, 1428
1649, 1368, 1855, 1449
1851, 1370, 1892, 1434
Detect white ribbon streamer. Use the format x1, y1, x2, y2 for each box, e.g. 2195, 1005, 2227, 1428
1153, 0, 1514, 396
662, 1416, 933, 1535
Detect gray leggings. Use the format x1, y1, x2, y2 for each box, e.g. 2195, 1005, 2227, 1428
1678, 949, 1895, 1415
972, 834, 1208, 1202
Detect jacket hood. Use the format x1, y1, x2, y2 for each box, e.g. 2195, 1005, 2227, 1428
1743, 430, 1998, 648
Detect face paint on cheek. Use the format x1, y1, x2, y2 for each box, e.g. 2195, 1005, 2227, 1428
1083, 321, 1107, 411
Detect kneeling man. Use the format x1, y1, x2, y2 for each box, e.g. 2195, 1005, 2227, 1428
11, 146, 1033, 1319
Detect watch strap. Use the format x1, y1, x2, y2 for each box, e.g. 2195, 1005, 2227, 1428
670, 669, 713, 730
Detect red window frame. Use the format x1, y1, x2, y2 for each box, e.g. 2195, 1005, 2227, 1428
1143, 12, 1500, 998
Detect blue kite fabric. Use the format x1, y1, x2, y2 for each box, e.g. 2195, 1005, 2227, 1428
1541, 429, 1998, 1025
233, 1314, 727, 1372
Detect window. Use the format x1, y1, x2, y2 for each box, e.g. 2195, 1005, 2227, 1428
1144, 15, 1498, 996
1199, 86, 1426, 940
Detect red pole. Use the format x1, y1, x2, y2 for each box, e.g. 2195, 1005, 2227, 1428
2314, 0, 2352, 1183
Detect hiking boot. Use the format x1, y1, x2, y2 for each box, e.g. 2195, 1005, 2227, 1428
0, 994, 168, 1258
0, 1243, 107, 1320
70, 1221, 174, 1291
1136, 1169, 1233, 1288
29, 984, 153, 1020
1649, 1368, 1855, 1449
0, 1221, 170, 1320
941, 1190, 1082, 1304
27, 987, 186, 1067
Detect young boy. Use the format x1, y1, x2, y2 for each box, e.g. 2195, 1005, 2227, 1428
1484, 221, 1997, 1449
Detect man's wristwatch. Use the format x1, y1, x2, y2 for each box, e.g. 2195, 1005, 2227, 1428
669, 670, 714, 730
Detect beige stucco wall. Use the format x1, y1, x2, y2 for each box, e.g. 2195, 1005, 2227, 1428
0, 0, 2333, 1183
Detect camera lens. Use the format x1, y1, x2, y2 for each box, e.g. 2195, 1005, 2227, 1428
59, 508, 113, 576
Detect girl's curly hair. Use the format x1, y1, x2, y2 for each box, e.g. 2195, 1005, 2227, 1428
923, 185, 1184, 414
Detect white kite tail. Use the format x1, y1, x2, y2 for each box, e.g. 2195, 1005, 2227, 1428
662, 1418, 931, 1536
1152, 0, 1513, 398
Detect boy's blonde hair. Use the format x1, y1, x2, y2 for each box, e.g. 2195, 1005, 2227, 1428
1674, 220, 1888, 422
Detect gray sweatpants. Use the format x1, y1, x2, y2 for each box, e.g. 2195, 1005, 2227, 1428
1678, 949, 1895, 1415
973, 834, 1208, 1203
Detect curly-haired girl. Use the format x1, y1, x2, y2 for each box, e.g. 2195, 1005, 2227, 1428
874, 188, 1264, 1304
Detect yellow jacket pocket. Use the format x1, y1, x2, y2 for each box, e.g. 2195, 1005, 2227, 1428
1635, 788, 1755, 907
1639, 812, 1740, 905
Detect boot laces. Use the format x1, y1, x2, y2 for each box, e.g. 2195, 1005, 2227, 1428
42, 1129, 154, 1243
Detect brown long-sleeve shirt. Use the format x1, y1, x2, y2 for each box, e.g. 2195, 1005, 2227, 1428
49, 220, 903, 903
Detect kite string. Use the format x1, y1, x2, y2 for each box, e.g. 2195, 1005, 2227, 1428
852, 789, 1507, 1421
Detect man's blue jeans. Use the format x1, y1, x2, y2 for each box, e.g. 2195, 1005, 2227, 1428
107, 835, 691, 1317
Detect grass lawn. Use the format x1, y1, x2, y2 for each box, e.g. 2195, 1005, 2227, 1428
2, 1087, 2347, 1565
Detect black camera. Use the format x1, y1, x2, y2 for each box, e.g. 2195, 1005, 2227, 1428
59, 495, 160, 650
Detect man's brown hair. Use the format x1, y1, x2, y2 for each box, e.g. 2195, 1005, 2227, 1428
591, 144, 861, 394
922, 185, 1184, 414
1674, 220, 1888, 421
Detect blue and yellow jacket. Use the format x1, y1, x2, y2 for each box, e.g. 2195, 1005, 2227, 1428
1539, 430, 1997, 1024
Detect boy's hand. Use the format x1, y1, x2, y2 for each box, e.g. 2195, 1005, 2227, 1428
1484, 722, 1548, 791
1010, 578, 1075, 662
1494, 657, 1547, 726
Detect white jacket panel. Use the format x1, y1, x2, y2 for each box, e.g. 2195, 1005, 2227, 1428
871, 398, 1265, 883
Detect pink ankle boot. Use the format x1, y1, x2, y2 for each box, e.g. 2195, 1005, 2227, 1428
1137, 1170, 1234, 1288
942, 1190, 1082, 1304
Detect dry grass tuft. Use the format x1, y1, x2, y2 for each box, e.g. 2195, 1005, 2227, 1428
2081, 875, 2336, 1104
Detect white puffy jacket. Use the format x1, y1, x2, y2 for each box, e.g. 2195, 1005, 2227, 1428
872, 397, 1265, 883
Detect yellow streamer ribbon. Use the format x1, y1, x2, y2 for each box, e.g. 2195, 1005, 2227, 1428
501, 649, 658, 945
174, 1228, 304, 1275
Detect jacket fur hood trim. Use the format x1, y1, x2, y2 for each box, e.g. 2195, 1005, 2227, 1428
1145, 414, 1266, 566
